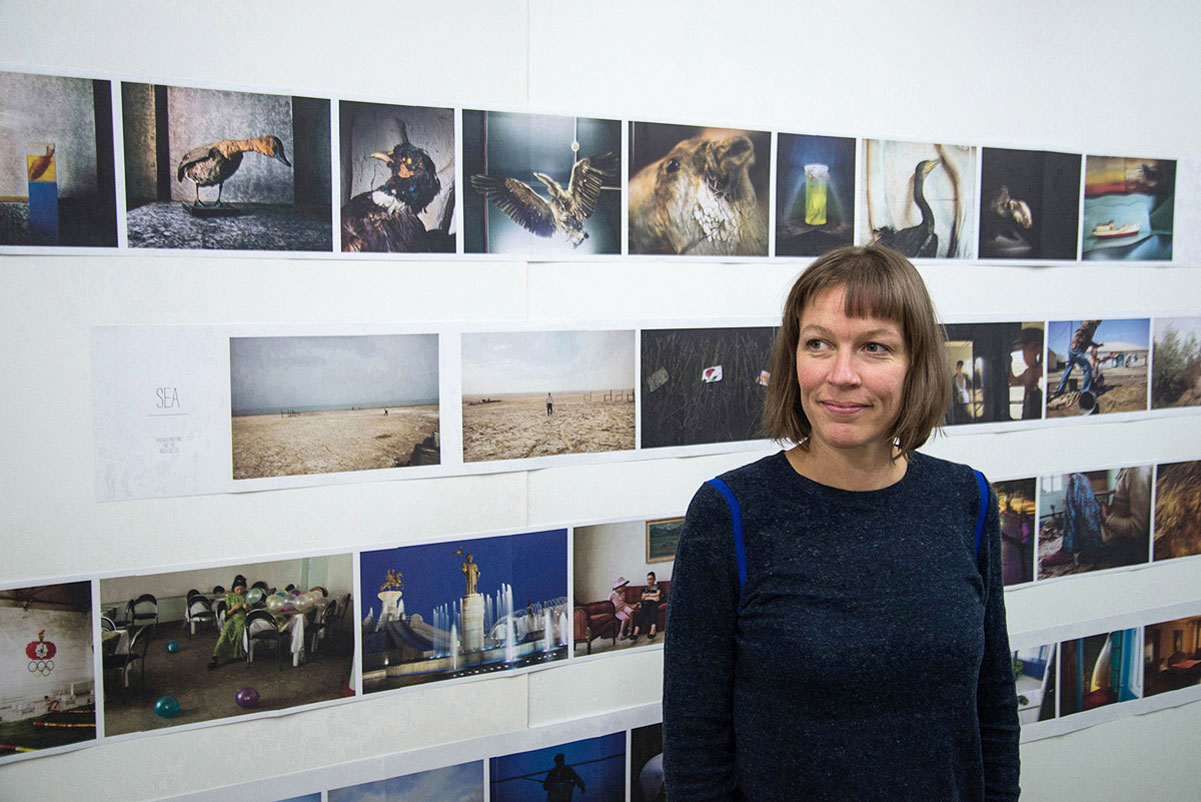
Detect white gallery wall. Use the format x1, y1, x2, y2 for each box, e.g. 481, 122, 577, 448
2, 0, 1200, 799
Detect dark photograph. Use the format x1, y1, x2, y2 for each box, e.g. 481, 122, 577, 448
1059, 629, 1141, 716
629, 122, 769, 256
997, 478, 1037, 586
463, 110, 620, 256
339, 101, 454, 253
491, 731, 625, 802
640, 326, 775, 448
1013, 644, 1056, 725
978, 147, 1081, 259
0, 70, 116, 247
122, 83, 331, 250
1144, 615, 1201, 698
1037, 467, 1151, 579
944, 323, 1045, 425
774, 133, 855, 257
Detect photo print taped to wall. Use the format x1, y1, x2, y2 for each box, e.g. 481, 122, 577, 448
339, 100, 455, 253
463, 110, 621, 256
0, 70, 117, 248
460, 330, 635, 464
1082, 155, 1175, 261
121, 82, 332, 251
1045, 319, 1150, 418
1037, 466, 1152, 581
359, 529, 568, 694
977, 147, 1081, 260
943, 322, 1045, 427
1151, 316, 1201, 410
230, 334, 440, 480
861, 139, 976, 259
628, 121, 770, 256
775, 132, 856, 257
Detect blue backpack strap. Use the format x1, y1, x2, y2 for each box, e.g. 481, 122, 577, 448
706, 477, 746, 614
972, 469, 989, 559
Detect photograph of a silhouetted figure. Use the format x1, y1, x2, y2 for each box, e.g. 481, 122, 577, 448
978, 147, 1081, 260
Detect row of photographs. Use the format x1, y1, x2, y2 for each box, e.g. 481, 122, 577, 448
1, 67, 1180, 262
6, 456, 1201, 761
94, 316, 1201, 500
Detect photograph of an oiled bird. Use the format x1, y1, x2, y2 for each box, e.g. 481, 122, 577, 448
339, 101, 454, 253
463, 110, 621, 256
122, 83, 332, 251
860, 139, 976, 259
628, 122, 770, 257
0, 69, 118, 247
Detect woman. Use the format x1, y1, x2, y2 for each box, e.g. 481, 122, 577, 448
663, 245, 1019, 800
209, 575, 250, 669
609, 576, 637, 639
630, 571, 662, 643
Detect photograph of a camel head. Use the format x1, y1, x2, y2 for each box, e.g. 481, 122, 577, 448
978, 148, 1081, 260
463, 110, 620, 256
230, 334, 439, 480
775, 132, 856, 257
0, 70, 117, 247
1152, 317, 1201, 410
122, 83, 332, 251
339, 101, 454, 253
461, 330, 635, 463
628, 122, 769, 256
861, 139, 976, 259
1045, 319, 1149, 418
1082, 155, 1175, 261
640, 326, 775, 448
1154, 460, 1201, 562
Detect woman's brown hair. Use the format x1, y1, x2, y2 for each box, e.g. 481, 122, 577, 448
761, 244, 949, 455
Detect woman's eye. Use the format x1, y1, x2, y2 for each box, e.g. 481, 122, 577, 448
804, 339, 826, 350
864, 342, 890, 354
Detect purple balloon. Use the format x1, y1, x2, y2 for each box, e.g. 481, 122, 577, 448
235, 687, 259, 709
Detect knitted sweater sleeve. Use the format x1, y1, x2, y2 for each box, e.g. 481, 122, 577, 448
977, 479, 1022, 800
662, 482, 740, 801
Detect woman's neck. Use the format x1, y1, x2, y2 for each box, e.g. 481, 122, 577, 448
785, 439, 907, 491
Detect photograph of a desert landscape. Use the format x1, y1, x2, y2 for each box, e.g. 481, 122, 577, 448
231, 334, 439, 479
462, 330, 634, 463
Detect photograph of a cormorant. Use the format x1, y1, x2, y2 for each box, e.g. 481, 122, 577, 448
775, 132, 856, 257
978, 147, 1082, 260
491, 731, 625, 802
943, 322, 1045, 427
0, 581, 96, 762
339, 101, 454, 253
1045, 319, 1149, 418
359, 529, 568, 694
861, 139, 976, 259
121, 83, 332, 251
640, 326, 775, 448
230, 334, 440, 480
1082, 155, 1175, 261
628, 121, 769, 256
329, 761, 483, 802
463, 110, 620, 256
0, 70, 117, 247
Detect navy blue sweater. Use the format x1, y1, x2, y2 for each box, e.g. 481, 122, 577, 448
663, 451, 1020, 801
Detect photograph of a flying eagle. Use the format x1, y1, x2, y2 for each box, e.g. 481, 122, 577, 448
176, 135, 291, 207
470, 152, 618, 247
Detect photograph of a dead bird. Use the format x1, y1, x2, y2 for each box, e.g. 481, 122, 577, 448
340, 101, 454, 253
0, 69, 118, 247
122, 83, 332, 251
860, 139, 976, 259
628, 122, 769, 257
463, 110, 620, 256
978, 147, 1081, 260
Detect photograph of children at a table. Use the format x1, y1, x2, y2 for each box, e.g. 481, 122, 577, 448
1143, 615, 1201, 698
573, 518, 675, 657
0, 582, 96, 761
1046, 319, 1150, 417
1037, 467, 1151, 579
1059, 629, 1142, 716
98, 554, 353, 735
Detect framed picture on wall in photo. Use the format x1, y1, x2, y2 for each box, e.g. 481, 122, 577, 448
0, 581, 96, 761
120, 82, 332, 251
645, 517, 682, 564
0, 70, 118, 248
462, 109, 621, 256
338, 100, 455, 253
1082, 155, 1175, 261
628, 121, 770, 256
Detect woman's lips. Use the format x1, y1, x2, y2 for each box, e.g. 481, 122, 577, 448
820, 400, 867, 415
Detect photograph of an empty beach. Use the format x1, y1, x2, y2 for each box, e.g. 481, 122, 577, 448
461, 330, 635, 463
231, 334, 439, 479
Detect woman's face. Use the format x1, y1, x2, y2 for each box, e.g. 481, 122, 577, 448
646, 574, 656, 586
795, 286, 909, 456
